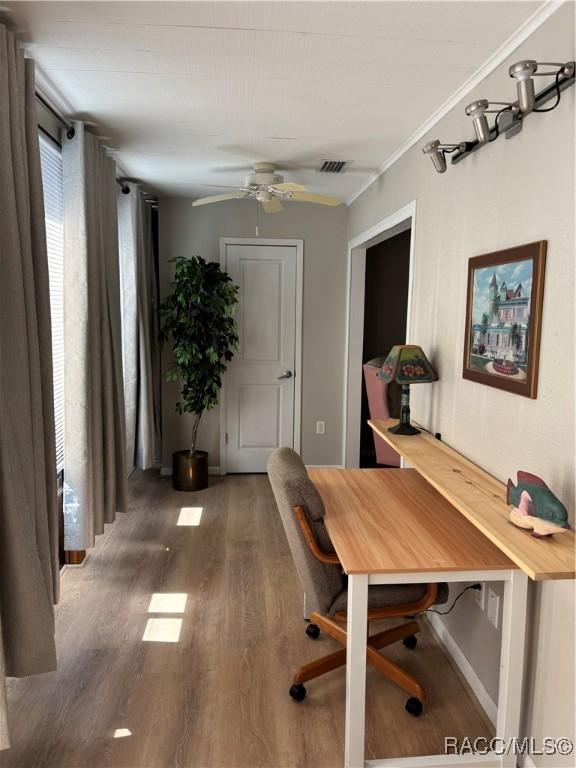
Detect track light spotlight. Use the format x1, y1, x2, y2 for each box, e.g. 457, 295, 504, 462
509, 60, 538, 114
465, 100, 491, 144
509, 59, 575, 114
422, 140, 466, 173
465, 100, 518, 144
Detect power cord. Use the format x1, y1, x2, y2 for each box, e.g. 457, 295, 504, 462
534, 67, 563, 113
489, 66, 564, 143
491, 106, 514, 141
426, 583, 481, 615
440, 144, 460, 164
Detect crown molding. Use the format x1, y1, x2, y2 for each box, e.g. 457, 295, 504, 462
34, 64, 75, 118
346, 0, 564, 206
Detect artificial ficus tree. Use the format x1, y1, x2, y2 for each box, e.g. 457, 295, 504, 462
159, 256, 239, 452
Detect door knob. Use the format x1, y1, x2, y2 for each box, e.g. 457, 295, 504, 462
277, 370, 293, 380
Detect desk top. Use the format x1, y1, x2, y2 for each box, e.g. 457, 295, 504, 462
308, 468, 515, 575
369, 419, 576, 581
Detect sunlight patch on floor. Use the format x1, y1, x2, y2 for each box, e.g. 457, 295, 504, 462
142, 618, 182, 643
148, 592, 187, 613
177, 506, 203, 526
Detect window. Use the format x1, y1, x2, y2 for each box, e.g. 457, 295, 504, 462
39, 132, 65, 475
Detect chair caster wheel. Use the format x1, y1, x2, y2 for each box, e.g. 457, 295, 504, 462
305, 623, 320, 639
289, 684, 307, 702
403, 634, 417, 650
405, 697, 423, 717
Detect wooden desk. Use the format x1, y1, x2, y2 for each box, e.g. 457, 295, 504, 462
369, 419, 575, 581
309, 469, 514, 575
309, 468, 528, 768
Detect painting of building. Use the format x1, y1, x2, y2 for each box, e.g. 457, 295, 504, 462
469, 258, 533, 379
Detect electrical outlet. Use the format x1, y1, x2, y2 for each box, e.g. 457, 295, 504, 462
487, 587, 500, 628
316, 421, 325, 435
475, 583, 485, 610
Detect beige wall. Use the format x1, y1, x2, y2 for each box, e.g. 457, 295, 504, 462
349, 4, 575, 762
158, 198, 348, 468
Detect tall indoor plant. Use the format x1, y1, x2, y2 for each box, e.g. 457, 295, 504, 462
159, 256, 238, 491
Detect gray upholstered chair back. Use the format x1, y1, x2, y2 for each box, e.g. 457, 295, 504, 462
267, 447, 344, 616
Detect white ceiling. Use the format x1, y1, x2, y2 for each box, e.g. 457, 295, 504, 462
4, 1, 543, 200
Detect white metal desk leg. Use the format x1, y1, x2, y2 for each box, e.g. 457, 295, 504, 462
345, 574, 369, 768
497, 570, 528, 768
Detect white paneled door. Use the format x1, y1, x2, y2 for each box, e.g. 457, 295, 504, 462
223, 242, 300, 473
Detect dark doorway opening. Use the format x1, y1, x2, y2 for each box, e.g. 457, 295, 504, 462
360, 229, 411, 468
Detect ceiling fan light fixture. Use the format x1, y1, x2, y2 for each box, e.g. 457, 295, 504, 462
245, 163, 284, 188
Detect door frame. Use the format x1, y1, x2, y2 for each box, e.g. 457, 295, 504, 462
219, 237, 304, 475
342, 200, 417, 468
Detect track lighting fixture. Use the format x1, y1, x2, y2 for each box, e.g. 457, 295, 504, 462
464, 99, 518, 144
509, 60, 575, 114
422, 54, 574, 173
422, 140, 466, 174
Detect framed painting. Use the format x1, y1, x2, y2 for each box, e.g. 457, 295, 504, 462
463, 241, 546, 398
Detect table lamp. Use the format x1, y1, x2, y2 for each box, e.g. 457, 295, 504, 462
377, 345, 438, 435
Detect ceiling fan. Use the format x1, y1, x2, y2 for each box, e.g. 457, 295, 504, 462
191, 163, 342, 213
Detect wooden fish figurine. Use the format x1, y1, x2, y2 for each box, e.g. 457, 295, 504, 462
507, 471, 571, 538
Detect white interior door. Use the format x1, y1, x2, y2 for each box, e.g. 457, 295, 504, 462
224, 243, 299, 473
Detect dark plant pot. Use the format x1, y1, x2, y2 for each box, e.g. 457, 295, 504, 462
172, 450, 208, 492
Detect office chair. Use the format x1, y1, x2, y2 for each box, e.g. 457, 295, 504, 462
267, 447, 448, 717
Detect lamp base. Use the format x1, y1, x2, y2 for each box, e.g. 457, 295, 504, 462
389, 422, 421, 436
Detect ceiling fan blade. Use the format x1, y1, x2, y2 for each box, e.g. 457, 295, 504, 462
271, 182, 309, 192
261, 198, 284, 213
192, 191, 249, 207
290, 191, 342, 206
203, 184, 251, 190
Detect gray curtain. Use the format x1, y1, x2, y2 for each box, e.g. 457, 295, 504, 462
0, 24, 59, 748
136, 193, 161, 469
118, 183, 160, 471
0, 626, 8, 751
62, 122, 127, 550
118, 186, 138, 471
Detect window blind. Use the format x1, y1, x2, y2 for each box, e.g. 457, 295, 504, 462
39, 132, 65, 474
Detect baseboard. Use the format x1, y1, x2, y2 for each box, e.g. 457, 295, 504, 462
305, 464, 344, 469
425, 613, 497, 727
128, 462, 163, 478
60, 554, 90, 573
161, 464, 342, 475
160, 466, 220, 476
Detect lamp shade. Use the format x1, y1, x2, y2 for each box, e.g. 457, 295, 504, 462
377, 345, 438, 385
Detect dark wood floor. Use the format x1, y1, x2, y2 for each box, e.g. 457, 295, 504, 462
1, 471, 492, 767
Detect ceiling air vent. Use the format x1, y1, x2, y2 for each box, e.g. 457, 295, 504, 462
319, 160, 347, 174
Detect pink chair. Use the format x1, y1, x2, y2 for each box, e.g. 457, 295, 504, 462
363, 360, 401, 467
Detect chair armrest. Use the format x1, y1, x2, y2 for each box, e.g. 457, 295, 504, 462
294, 505, 341, 564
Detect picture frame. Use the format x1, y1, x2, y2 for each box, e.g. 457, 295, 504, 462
462, 241, 546, 398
